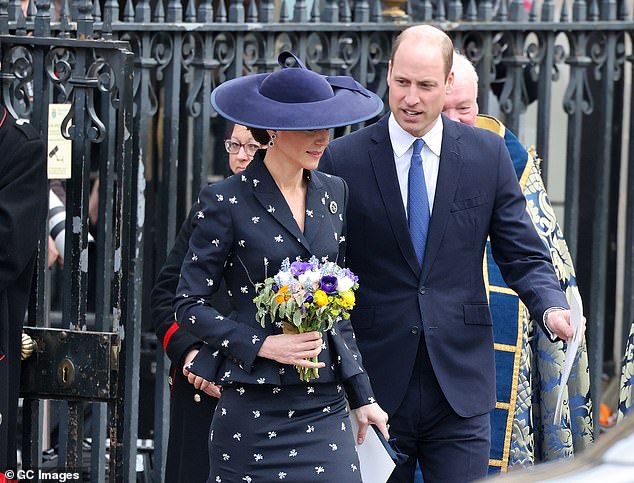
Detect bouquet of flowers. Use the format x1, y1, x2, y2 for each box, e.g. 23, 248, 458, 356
253, 256, 359, 382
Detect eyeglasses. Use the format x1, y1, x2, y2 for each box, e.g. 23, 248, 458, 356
224, 140, 261, 157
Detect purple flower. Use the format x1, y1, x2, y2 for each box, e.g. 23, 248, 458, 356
341, 268, 358, 283
320, 275, 338, 294
304, 293, 314, 303
290, 261, 313, 277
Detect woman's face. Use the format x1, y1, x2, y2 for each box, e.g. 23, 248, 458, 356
228, 124, 260, 174
270, 129, 330, 171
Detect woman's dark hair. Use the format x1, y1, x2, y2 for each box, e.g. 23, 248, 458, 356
248, 127, 270, 145
223, 121, 236, 140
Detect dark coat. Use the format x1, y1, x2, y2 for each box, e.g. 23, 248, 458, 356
0, 106, 47, 470
319, 114, 568, 418
174, 157, 375, 408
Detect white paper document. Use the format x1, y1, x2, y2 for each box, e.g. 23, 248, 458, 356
553, 285, 584, 424
349, 412, 396, 483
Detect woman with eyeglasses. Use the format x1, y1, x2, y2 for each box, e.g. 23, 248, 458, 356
151, 122, 261, 483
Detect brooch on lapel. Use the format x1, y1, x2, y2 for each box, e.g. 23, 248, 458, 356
329, 201, 338, 214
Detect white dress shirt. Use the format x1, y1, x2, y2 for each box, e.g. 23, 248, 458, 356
388, 113, 443, 219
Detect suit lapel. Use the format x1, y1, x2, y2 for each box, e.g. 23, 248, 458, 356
369, 117, 421, 278
420, 116, 464, 283
248, 158, 312, 252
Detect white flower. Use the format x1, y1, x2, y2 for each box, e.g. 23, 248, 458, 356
251, 216, 260, 224
212, 239, 220, 247
268, 431, 277, 439
278, 472, 287, 480
253, 453, 263, 461
196, 210, 204, 219
252, 335, 260, 344
222, 453, 230, 461
233, 433, 241, 441
298, 270, 320, 290
253, 410, 261, 418
306, 425, 315, 433
337, 275, 354, 292
216, 194, 224, 202
221, 339, 229, 348
289, 449, 298, 457
288, 410, 295, 418
329, 443, 338, 451
315, 466, 324, 474
206, 278, 214, 287
229, 196, 238, 204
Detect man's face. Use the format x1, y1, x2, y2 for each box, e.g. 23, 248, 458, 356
442, 71, 478, 126
387, 37, 453, 138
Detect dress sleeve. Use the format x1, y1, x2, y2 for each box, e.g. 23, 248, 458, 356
174, 184, 267, 373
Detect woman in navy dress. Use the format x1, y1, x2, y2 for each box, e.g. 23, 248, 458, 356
174, 52, 389, 482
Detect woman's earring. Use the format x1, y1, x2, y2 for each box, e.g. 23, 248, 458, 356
268, 132, 277, 148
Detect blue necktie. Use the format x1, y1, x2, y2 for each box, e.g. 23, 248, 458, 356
407, 138, 430, 267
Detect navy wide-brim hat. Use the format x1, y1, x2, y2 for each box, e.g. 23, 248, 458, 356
210, 51, 383, 130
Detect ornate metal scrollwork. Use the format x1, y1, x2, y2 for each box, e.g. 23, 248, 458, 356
213, 32, 236, 84
562, 32, 593, 116
366, 32, 390, 102
1, 45, 34, 119
45, 46, 75, 102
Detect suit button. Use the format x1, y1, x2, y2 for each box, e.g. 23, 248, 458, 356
419, 287, 426, 295
194, 394, 201, 403
410, 326, 419, 335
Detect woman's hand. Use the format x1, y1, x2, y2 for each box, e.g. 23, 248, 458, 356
182, 349, 222, 399
352, 403, 389, 444
257, 332, 326, 368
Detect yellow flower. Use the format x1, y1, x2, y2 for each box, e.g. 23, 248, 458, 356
314, 290, 328, 306
275, 294, 285, 303
341, 290, 355, 309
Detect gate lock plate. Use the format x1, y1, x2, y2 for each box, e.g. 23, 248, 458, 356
20, 327, 119, 402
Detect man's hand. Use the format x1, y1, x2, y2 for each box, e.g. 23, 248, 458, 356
182, 349, 222, 398
546, 309, 586, 341
352, 403, 389, 444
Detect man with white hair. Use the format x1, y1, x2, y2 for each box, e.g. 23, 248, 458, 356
443, 51, 593, 471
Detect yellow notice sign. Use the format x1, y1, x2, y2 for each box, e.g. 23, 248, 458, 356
47, 103, 72, 179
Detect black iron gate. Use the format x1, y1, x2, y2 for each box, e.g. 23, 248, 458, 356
1, 28, 138, 482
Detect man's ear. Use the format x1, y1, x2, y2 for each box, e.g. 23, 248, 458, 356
445, 71, 455, 93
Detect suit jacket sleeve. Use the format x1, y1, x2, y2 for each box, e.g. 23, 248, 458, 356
488, 136, 569, 328
174, 184, 267, 373
0, 123, 47, 292
151, 205, 202, 367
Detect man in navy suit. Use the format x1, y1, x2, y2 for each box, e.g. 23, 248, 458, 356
319, 25, 577, 482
